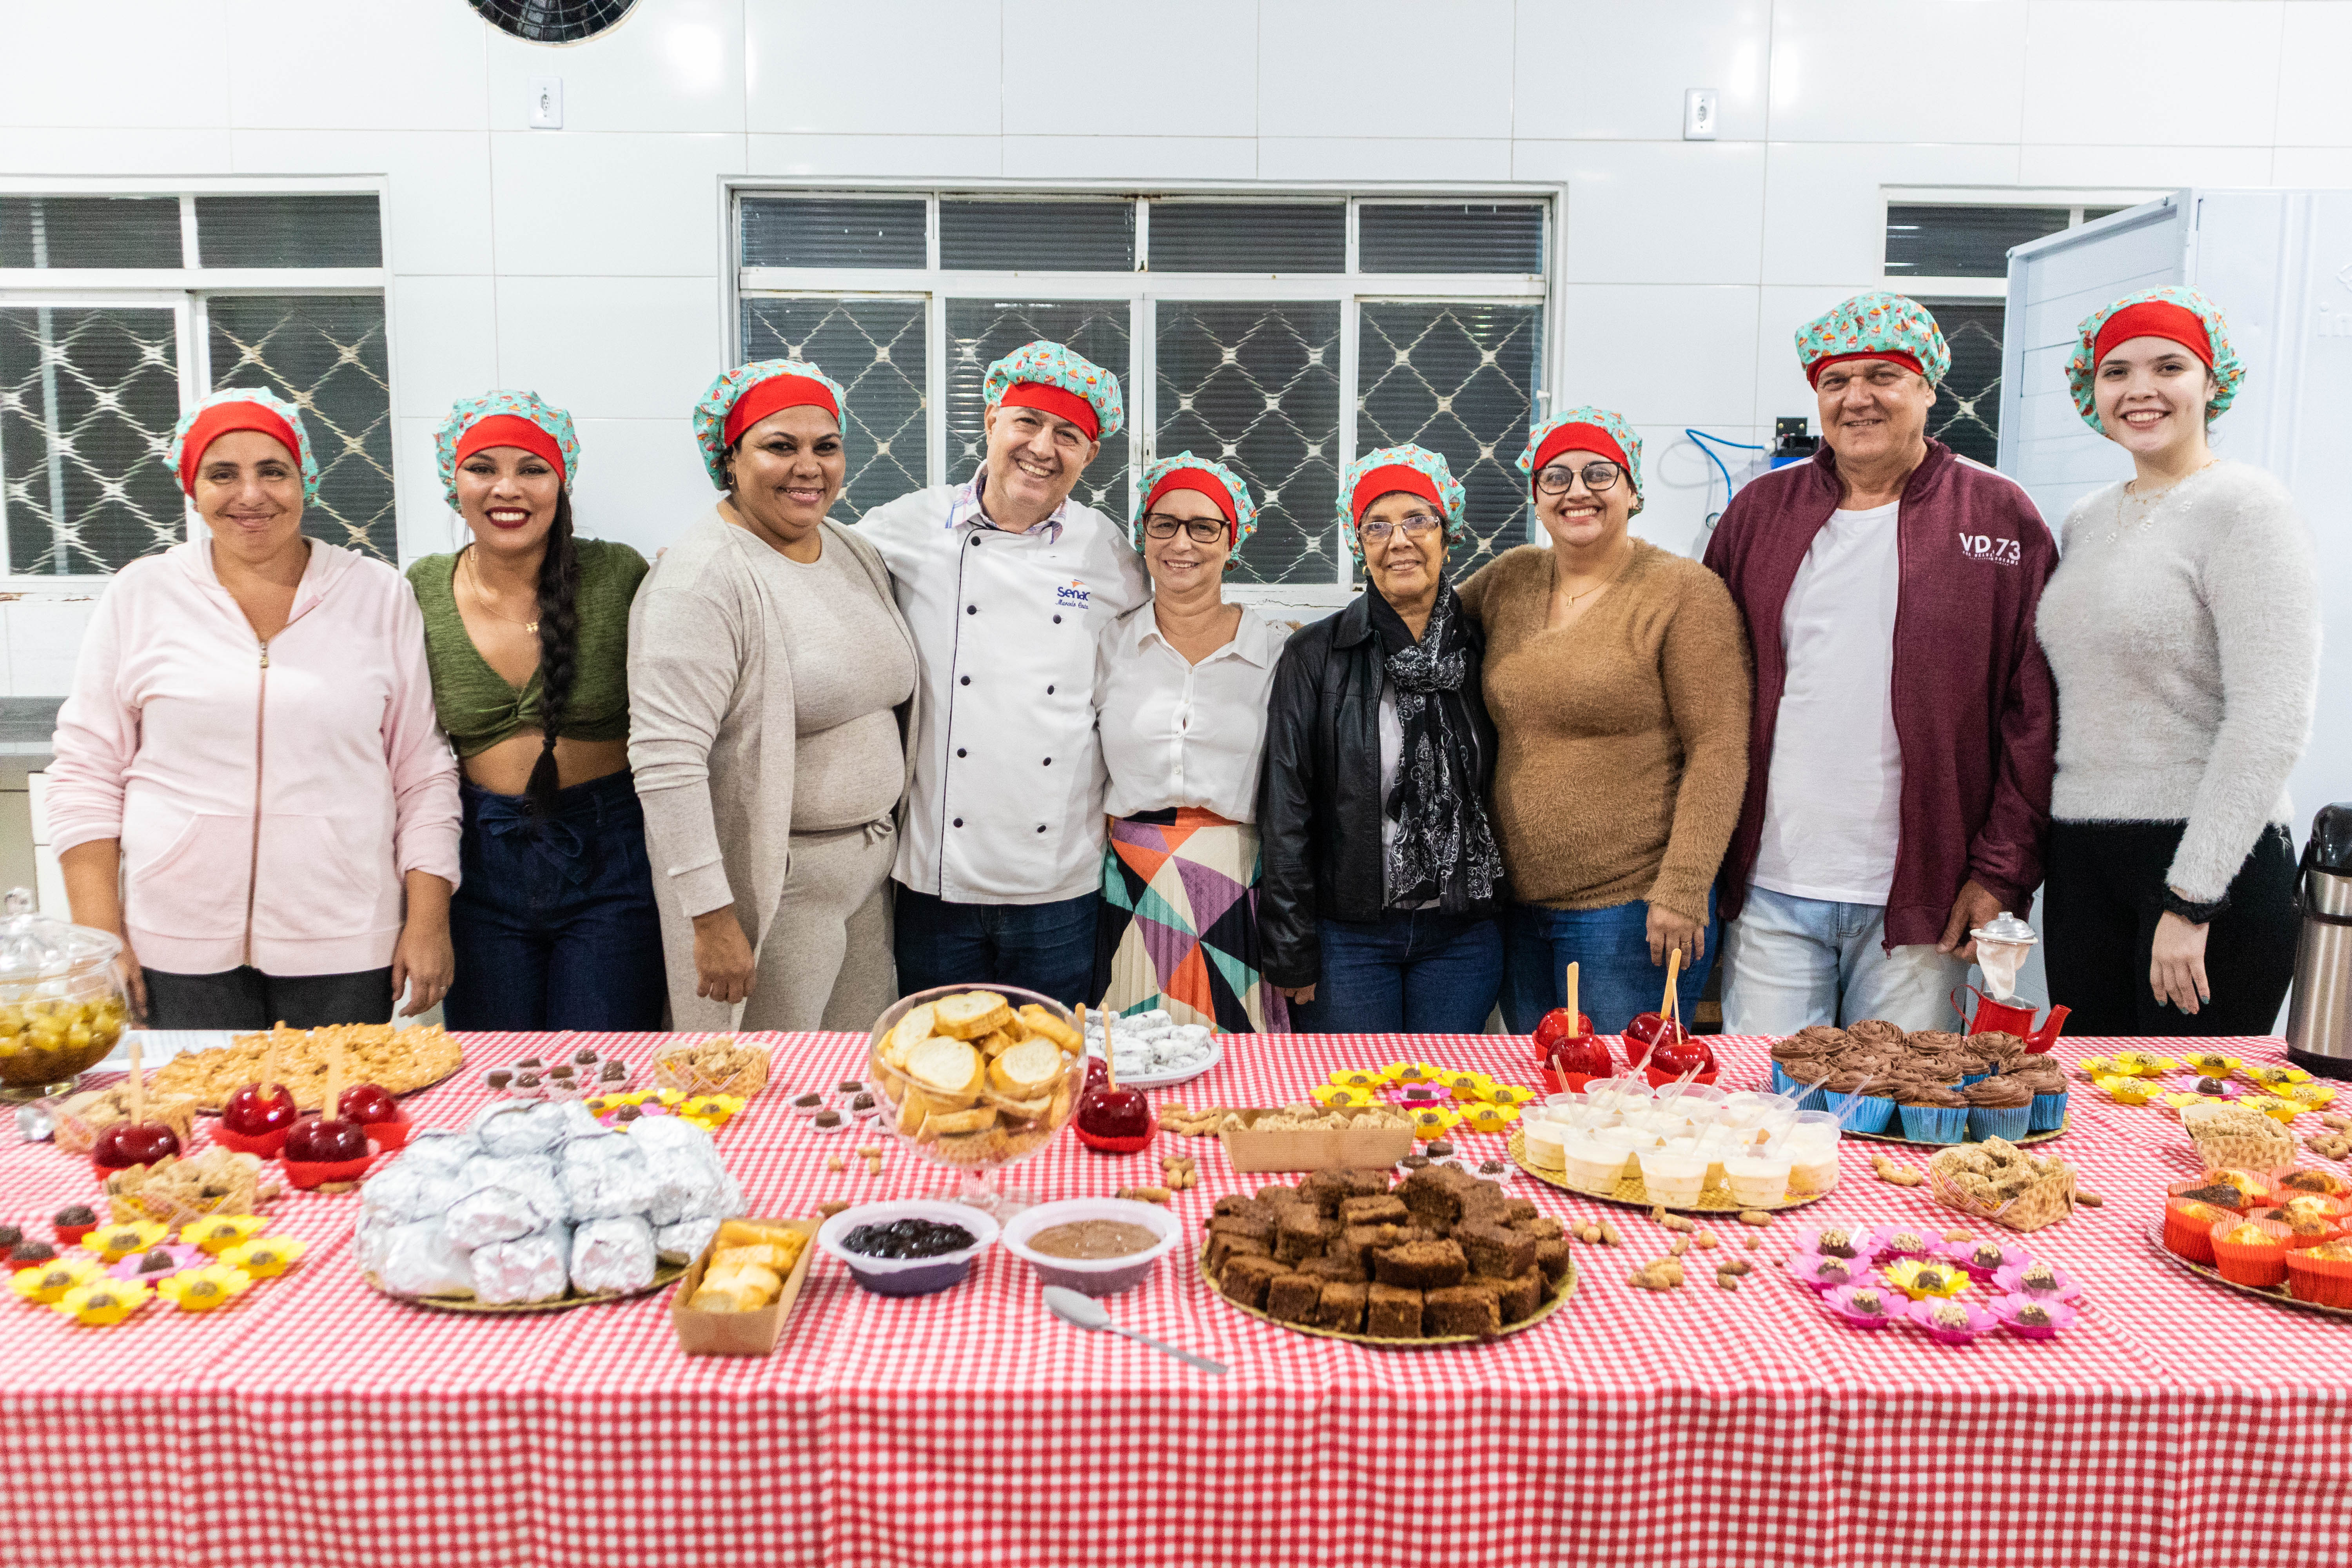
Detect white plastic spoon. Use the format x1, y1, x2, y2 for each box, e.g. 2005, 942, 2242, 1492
1042, 1285, 1227, 1376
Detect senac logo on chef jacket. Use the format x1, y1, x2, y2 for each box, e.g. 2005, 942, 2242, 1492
1054, 578, 1091, 610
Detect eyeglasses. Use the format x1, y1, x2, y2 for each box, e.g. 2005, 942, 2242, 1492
1357, 513, 1443, 544
1141, 513, 1229, 544
1534, 462, 1623, 495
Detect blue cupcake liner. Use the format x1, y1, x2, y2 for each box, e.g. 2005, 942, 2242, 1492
1960, 1070, 1993, 1086
1770, 1062, 1831, 1109
1898, 1103, 1969, 1143
2029, 1089, 2069, 1134
1825, 1091, 1895, 1134
1968, 1104, 2033, 1142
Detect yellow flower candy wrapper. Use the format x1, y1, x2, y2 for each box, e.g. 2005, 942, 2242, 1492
53, 1280, 151, 1325
12, 1256, 100, 1305
83, 1221, 168, 1262
1310, 1084, 1374, 1109
1326, 1067, 1392, 1089
1882, 1258, 1972, 1300
218, 1235, 307, 1279
1484, 1085, 1537, 1109
155, 1265, 253, 1313
180, 1215, 268, 1255
1408, 1106, 1462, 1140
1461, 1104, 1521, 1134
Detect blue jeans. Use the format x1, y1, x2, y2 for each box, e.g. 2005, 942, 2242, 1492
893, 886, 1101, 1007
1720, 885, 1969, 1034
1289, 908, 1503, 1034
443, 771, 667, 1031
1500, 892, 1719, 1035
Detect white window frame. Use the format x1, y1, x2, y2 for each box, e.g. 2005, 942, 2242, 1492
725, 178, 1563, 614
1879, 185, 2167, 298
0, 174, 394, 586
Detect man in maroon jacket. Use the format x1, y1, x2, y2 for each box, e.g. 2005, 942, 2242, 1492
1704, 292, 2056, 1034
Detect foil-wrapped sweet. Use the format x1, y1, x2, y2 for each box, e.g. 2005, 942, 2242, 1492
654, 1215, 723, 1265
571, 1215, 656, 1295
457, 1154, 566, 1230
372, 1218, 476, 1299
633, 1115, 740, 1225
359, 1158, 466, 1226
558, 1132, 659, 1221
398, 1130, 482, 1180
471, 1223, 572, 1304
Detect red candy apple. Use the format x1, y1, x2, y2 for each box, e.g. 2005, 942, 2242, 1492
1075, 1083, 1152, 1141
221, 1081, 299, 1138
1534, 1007, 1611, 1078
91, 1120, 180, 1170
336, 1082, 400, 1125
282, 1116, 370, 1165
1082, 1056, 1109, 1095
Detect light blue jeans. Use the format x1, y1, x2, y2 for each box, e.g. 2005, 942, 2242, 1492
1720, 885, 1969, 1035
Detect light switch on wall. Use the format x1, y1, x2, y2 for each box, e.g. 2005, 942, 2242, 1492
530, 75, 564, 130
1683, 88, 1718, 141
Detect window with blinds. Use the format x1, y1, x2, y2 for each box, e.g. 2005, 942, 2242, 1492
0, 190, 395, 574
734, 191, 1550, 595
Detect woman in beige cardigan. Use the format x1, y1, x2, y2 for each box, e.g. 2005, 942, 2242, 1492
629, 362, 917, 1030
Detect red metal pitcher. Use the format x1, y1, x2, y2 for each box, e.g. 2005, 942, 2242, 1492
1952, 982, 2071, 1053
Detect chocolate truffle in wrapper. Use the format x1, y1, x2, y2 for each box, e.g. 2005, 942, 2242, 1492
471, 1223, 572, 1304
559, 1132, 660, 1221
655, 1215, 724, 1265
570, 1215, 657, 1295
374, 1218, 477, 1299
472, 1100, 572, 1158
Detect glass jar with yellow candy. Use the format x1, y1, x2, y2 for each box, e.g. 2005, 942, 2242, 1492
0, 889, 130, 1102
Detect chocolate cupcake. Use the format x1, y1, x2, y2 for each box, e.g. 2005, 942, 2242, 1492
1825, 1066, 1894, 1132
1846, 1018, 1907, 1048
1896, 1082, 1969, 1143
1964, 1075, 2035, 1142
1969, 1030, 2028, 1065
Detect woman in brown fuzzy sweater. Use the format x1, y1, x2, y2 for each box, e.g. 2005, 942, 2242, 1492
1457, 408, 1751, 1034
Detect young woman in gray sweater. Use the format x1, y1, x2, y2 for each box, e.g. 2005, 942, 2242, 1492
2036, 288, 2320, 1034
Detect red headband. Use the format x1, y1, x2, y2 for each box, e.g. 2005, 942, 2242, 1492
2094, 300, 2214, 370
178, 401, 300, 496
1350, 464, 1443, 525
998, 381, 1100, 442
722, 372, 842, 448
1142, 467, 1238, 535
1806, 349, 1926, 388
455, 414, 567, 484
1529, 422, 1632, 488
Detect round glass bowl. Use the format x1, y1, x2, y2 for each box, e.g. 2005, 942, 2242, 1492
866, 984, 1088, 1214
0, 889, 130, 1101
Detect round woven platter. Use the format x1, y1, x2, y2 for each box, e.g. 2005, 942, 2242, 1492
1506, 1130, 1831, 1214
1198, 1246, 1575, 1348
2141, 1220, 2352, 1322
364, 1259, 685, 1315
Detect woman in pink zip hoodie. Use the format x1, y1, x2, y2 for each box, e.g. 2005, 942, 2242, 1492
46, 388, 462, 1028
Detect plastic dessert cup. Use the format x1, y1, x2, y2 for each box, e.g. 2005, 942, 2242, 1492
816, 1200, 999, 1298
1636, 1147, 1706, 1206
1722, 1152, 1791, 1207
1521, 1119, 1569, 1172
999, 1198, 1178, 1298
1559, 1137, 1628, 1189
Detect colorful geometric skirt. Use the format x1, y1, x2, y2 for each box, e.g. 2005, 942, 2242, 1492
1094, 808, 1289, 1034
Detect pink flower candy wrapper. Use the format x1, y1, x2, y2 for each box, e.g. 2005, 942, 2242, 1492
1992, 1260, 2082, 1301
1865, 1224, 1938, 1260
1820, 1282, 1904, 1330
1937, 1237, 2033, 1279
1787, 1251, 1871, 1291
1987, 1292, 2078, 1341
1905, 1295, 1999, 1346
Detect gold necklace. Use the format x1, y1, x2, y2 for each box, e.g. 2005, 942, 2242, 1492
2108, 457, 2220, 543
464, 548, 538, 635
1553, 543, 1633, 613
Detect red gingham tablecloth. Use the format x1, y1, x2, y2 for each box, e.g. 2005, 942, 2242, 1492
4, 1029, 2350, 1568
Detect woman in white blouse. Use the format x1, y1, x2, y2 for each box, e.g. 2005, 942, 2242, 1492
1093, 454, 1288, 1031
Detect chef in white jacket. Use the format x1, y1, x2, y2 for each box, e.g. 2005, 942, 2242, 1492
857, 341, 1148, 1003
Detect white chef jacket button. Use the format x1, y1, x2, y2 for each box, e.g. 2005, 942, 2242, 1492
1046, 684, 1055, 695
969, 535, 981, 548
953, 817, 964, 828
956, 748, 966, 758
1036, 825, 1046, 833
1053, 614, 1062, 624
966, 604, 977, 615
960, 675, 970, 686
1042, 757, 1051, 766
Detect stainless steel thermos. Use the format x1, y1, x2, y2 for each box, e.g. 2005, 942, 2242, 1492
2286, 803, 2352, 1078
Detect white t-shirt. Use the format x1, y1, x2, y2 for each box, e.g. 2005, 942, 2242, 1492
1748, 500, 1904, 906
1094, 603, 1282, 822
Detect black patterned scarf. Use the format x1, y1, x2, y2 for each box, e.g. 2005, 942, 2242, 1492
1368, 580, 1504, 911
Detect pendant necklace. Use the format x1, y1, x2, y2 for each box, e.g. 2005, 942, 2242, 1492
2108, 457, 2218, 543
465, 548, 539, 635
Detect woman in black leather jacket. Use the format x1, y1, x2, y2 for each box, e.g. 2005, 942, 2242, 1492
1257, 445, 1506, 1032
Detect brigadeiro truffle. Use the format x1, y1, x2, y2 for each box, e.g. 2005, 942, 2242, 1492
813, 1110, 844, 1131
486, 1069, 514, 1089
1426, 1140, 1455, 1159
600, 1061, 628, 1082
11, 1240, 56, 1266
614, 1104, 643, 1123
837, 1080, 866, 1095
0, 1225, 21, 1250
516, 1073, 542, 1088
574, 1049, 599, 1065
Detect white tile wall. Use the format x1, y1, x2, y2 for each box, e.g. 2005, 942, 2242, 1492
4, 601, 98, 697
1514, 0, 1771, 143
225, 0, 488, 132
567, 417, 724, 564
1759, 141, 2021, 286
1258, 138, 1514, 181
1517, 140, 1767, 285
1557, 285, 1760, 427
1003, 0, 1258, 138
746, 134, 1003, 178
2021, 2, 2284, 149
486, 0, 746, 134
2275, 2, 2352, 150
230, 129, 497, 276
1769, 1, 2028, 144
387, 275, 501, 420
489, 132, 744, 277
0, 128, 235, 174
1257, 0, 1515, 140
746, 1, 1004, 136
493, 276, 722, 421
0, 0, 230, 128
1003, 136, 1258, 181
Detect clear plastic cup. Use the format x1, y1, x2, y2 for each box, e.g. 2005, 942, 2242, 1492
1724, 1151, 1793, 1206
1784, 1110, 1844, 1196
1720, 1091, 1795, 1130
1559, 1134, 1628, 1189
1521, 1117, 1570, 1171
1637, 1146, 1708, 1206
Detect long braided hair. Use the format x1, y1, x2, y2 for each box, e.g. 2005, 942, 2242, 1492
526, 487, 582, 817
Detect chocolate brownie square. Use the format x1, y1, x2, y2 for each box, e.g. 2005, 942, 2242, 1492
1371, 1238, 1468, 1289
1332, 1222, 1411, 1268
1399, 1165, 1478, 1227
1212, 1194, 1271, 1221
1208, 1213, 1275, 1246
1255, 1183, 1304, 1205
1492, 1268, 1544, 1323
1298, 1170, 1353, 1216
1500, 1198, 1541, 1225
1205, 1233, 1271, 1273
1513, 1215, 1564, 1240
1337, 1167, 1394, 1200
1533, 1236, 1572, 1285
1365, 1283, 1423, 1338
1264, 1271, 1323, 1323
1298, 1253, 1366, 1283
1423, 1283, 1502, 1337
1316, 1281, 1370, 1333
1275, 1210, 1341, 1264
1217, 1254, 1288, 1310
1338, 1194, 1409, 1227
1457, 1218, 1539, 1280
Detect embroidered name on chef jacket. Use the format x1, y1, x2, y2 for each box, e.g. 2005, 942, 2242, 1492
1054, 579, 1091, 610
1955, 532, 2022, 566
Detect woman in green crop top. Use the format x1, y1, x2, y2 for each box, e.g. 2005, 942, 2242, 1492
406, 392, 665, 1029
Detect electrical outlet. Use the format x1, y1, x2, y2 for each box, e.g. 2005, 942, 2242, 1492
530, 76, 564, 130
1683, 88, 1718, 141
